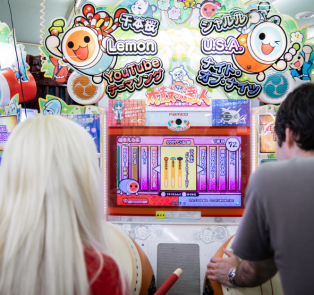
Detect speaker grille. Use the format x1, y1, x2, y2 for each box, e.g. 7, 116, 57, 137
157, 243, 200, 295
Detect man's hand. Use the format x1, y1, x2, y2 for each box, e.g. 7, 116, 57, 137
207, 251, 278, 288
206, 249, 240, 287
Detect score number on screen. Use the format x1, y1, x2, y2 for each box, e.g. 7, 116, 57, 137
226, 137, 240, 152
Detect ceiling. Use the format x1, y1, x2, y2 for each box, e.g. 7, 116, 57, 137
0, 0, 74, 55
258, 0, 314, 29
0, 0, 313, 56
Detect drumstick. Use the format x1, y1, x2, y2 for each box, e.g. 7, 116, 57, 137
177, 157, 183, 188
164, 157, 169, 188
155, 268, 183, 295
170, 157, 176, 188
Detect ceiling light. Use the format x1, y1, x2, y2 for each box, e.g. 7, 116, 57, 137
296, 11, 314, 19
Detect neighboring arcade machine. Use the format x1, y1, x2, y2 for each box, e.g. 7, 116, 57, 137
0, 113, 18, 165
0, 69, 37, 107
20, 108, 38, 122
0, 95, 30, 165
0, 22, 37, 107
39, 95, 106, 172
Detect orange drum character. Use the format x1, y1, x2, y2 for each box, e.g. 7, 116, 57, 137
45, 4, 127, 84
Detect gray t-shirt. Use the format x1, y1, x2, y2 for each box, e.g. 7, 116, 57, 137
232, 156, 314, 295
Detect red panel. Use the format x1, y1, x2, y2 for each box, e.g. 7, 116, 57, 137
108, 127, 250, 217
1, 70, 37, 103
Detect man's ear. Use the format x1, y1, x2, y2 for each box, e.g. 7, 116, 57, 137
285, 127, 295, 149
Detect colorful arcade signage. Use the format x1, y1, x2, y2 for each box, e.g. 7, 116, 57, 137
43, 3, 163, 98
42, 0, 314, 102
197, 1, 314, 100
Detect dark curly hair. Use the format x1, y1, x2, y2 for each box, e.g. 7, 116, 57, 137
275, 83, 314, 151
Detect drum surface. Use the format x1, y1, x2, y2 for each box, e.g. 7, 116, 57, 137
103, 222, 155, 295
204, 236, 283, 295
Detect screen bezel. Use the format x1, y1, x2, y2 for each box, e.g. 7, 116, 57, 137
108, 126, 250, 217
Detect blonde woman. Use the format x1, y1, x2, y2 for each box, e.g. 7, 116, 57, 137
0, 115, 128, 295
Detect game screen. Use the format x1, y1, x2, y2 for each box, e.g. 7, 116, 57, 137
114, 135, 242, 208
61, 114, 101, 153
0, 115, 18, 165
255, 109, 278, 167
260, 115, 277, 154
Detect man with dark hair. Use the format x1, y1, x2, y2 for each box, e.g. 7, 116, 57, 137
206, 83, 314, 295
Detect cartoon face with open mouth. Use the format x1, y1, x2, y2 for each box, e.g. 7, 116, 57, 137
62, 27, 98, 66
290, 54, 304, 69
201, 3, 216, 18
45, 4, 126, 85
131, 0, 149, 15
174, 71, 184, 81
250, 22, 287, 64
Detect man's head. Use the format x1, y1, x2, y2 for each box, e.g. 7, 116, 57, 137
275, 82, 314, 160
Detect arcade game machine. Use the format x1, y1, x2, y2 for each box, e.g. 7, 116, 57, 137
0, 21, 37, 166
0, 35, 36, 164
0, 112, 18, 165
40, 0, 314, 294
0, 93, 38, 165
0, 22, 37, 108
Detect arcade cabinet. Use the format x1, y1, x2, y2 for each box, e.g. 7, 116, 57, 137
106, 98, 251, 294
35, 0, 314, 293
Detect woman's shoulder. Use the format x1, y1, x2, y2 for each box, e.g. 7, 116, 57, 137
85, 250, 123, 295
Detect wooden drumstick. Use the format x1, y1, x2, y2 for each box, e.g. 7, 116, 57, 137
155, 268, 183, 295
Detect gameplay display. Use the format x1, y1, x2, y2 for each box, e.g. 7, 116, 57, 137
254, 105, 278, 168
260, 115, 276, 154
115, 135, 242, 207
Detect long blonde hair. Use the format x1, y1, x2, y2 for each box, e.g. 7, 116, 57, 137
0, 115, 120, 295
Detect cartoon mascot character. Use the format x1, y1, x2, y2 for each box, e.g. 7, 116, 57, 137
232, 1, 297, 82
45, 4, 128, 84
